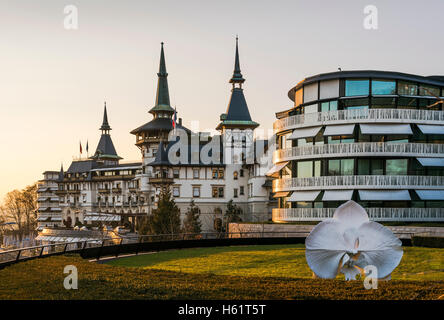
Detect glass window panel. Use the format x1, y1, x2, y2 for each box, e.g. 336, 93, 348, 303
398, 81, 417, 96
371, 159, 384, 175
371, 97, 396, 109
398, 97, 417, 109
341, 159, 354, 175
321, 102, 329, 112
358, 159, 370, 175
386, 135, 409, 144
296, 201, 312, 208
372, 80, 396, 95
328, 160, 340, 176
345, 80, 370, 96
314, 161, 321, 177
386, 159, 408, 175
419, 85, 440, 97
410, 159, 425, 175
297, 161, 313, 178
329, 100, 338, 111
343, 98, 369, 108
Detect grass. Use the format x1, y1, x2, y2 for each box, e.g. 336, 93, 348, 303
107, 244, 444, 281
0, 245, 443, 300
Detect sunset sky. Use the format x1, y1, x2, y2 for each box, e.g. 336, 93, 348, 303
1, 0, 444, 201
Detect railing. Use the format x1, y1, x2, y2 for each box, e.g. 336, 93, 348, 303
273, 175, 444, 191
274, 142, 444, 163
0, 231, 308, 267
272, 207, 444, 222
273, 108, 444, 132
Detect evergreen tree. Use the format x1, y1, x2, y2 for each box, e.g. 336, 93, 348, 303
225, 199, 243, 224
146, 187, 181, 236
182, 200, 202, 234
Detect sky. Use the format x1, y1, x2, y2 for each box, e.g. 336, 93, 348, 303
0, 0, 444, 201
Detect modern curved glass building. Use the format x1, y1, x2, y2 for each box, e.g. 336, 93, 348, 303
271, 70, 444, 222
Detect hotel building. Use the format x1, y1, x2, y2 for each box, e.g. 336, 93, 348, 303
271, 71, 444, 222
36, 39, 276, 236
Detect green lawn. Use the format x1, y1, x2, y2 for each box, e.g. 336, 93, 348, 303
0, 245, 443, 300
106, 244, 444, 281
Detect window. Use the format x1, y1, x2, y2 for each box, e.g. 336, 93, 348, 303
212, 187, 224, 198
193, 169, 200, 179
419, 85, 440, 97
371, 97, 396, 109
233, 171, 238, 180
297, 161, 313, 178
321, 100, 338, 112
328, 159, 354, 175
398, 82, 417, 96
240, 169, 244, 177
314, 161, 321, 177
173, 186, 180, 197
192, 186, 200, 197
279, 132, 292, 150
234, 188, 238, 198
345, 80, 369, 96
372, 80, 396, 95
218, 169, 224, 179
173, 168, 180, 178
212, 169, 218, 179
358, 159, 370, 175
386, 159, 408, 175
371, 159, 384, 175
240, 186, 244, 195
342, 98, 369, 110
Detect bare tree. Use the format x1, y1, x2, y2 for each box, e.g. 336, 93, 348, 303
1, 184, 38, 241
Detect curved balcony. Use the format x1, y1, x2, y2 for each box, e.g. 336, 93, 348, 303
272, 207, 444, 222
274, 142, 444, 163
273, 175, 444, 192
274, 109, 444, 133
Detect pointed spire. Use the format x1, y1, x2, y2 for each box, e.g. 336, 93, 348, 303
100, 101, 111, 132
150, 42, 174, 116
58, 163, 64, 181
230, 36, 245, 85
158, 42, 168, 76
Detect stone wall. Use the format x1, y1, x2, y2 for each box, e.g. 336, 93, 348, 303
228, 223, 444, 239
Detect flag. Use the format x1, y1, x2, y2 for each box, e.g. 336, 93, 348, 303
172, 106, 177, 129
80, 141, 83, 154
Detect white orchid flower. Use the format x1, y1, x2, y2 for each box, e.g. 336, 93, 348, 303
305, 200, 403, 280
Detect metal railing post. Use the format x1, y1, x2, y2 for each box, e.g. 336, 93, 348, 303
16, 250, 21, 262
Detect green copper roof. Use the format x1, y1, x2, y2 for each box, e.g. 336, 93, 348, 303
230, 36, 245, 84
100, 102, 111, 131
150, 42, 175, 115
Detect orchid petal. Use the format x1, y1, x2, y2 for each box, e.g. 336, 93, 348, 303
357, 221, 402, 251
305, 220, 350, 251
305, 249, 345, 279
332, 200, 369, 228
358, 248, 403, 279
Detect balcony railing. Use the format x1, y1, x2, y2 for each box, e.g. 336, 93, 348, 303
272, 207, 444, 222
273, 175, 444, 191
274, 142, 444, 162
273, 108, 444, 132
